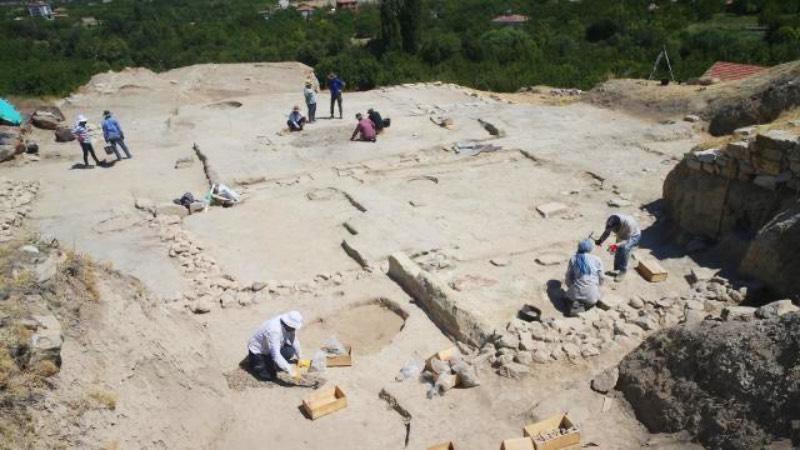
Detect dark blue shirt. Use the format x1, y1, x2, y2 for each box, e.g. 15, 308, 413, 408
329, 78, 344, 96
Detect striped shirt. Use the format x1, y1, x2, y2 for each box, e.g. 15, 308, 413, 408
72, 124, 91, 144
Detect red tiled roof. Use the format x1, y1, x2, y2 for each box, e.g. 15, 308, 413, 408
702, 61, 768, 82
491, 14, 529, 24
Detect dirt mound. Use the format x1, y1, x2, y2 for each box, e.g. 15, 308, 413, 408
617, 313, 800, 450
587, 60, 800, 131
707, 61, 800, 135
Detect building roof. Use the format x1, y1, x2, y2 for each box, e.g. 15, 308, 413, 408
702, 61, 768, 82
296, 4, 315, 11
491, 14, 529, 24
336, 0, 357, 4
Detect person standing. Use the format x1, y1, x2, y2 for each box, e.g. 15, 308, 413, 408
350, 113, 376, 142
327, 73, 345, 119
247, 311, 304, 381
564, 239, 605, 316
304, 81, 317, 123
101, 110, 131, 160
72, 115, 101, 167
595, 213, 642, 281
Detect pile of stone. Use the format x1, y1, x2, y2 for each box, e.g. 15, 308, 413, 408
483, 293, 704, 376
151, 210, 349, 314
0, 177, 38, 242
549, 88, 584, 96
530, 426, 579, 445
683, 129, 800, 191
0, 124, 29, 162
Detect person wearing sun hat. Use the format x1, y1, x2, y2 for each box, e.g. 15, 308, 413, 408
247, 311, 304, 380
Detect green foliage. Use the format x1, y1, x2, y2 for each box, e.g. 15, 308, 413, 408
1, 0, 799, 96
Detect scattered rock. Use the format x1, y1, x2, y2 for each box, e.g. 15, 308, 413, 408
489, 257, 509, 267
514, 351, 533, 365
591, 367, 619, 394
721, 306, 757, 321
496, 362, 530, 378
755, 299, 799, 319
608, 198, 632, 208
19, 244, 39, 255
191, 300, 212, 314
628, 297, 644, 309
683, 114, 701, 123
535, 253, 564, 266
536, 202, 568, 218
28, 314, 63, 368
251, 281, 267, 292
174, 157, 195, 169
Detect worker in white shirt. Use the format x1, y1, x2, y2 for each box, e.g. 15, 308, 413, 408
247, 311, 303, 381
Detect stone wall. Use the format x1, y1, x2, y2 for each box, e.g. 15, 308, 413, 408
664, 128, 800, 297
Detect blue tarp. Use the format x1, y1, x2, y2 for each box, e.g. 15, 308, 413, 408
0, 98, 23, 126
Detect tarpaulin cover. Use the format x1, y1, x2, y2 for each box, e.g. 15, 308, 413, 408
0, 98, 22, 126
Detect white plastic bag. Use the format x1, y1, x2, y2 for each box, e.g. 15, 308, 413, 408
310, 350, 327, 373
322, 336, 347, 356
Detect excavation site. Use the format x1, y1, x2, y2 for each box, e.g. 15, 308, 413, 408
1, 60, 799, 450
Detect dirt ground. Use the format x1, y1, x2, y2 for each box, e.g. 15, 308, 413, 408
0, 62, 718, 449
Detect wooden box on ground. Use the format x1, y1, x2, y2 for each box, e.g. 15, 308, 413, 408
635, 256, 668, 283
427, 442, 455, 450
500, 437, 535, 450
523, 413, 580, 450
425, 346, 459, 371
326, 345, 353, 367
302, 385, 347, 420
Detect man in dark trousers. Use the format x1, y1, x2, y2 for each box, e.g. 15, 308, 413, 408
327, 73, 345, 119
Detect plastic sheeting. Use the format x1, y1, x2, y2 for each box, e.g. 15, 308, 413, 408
0, 98, 22, 126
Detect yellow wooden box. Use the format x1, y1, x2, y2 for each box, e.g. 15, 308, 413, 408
427, 442, 455, 450
425, 346, 459, 371
326, 345, 353, 367
500, 437, 534, 450
523, 413, 581, 450
636, 256, 668, 283
302, 385, 347, 420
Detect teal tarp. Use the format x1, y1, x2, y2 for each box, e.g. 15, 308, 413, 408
0, 98, 23, 126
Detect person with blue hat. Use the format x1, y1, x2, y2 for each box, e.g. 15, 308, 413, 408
564, 239, 605, 317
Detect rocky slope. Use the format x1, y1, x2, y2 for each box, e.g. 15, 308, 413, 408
617, 310, 800, 450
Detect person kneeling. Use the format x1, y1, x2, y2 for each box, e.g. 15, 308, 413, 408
287, 106, 307, 132
247, 311, 304, 381
350, 113, 376, 142
565, 239, 605, 317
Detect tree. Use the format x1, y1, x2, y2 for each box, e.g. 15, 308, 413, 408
380, 0, 403, 51
398, 0, 422, 52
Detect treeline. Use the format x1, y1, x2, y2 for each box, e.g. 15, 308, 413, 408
1, 0, 799, 96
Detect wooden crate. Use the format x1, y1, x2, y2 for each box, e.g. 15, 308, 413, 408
326, 345, 353, 367
302, 385, 347, 420
636, 256, 668, 283
425, 346, 459, 372
500, 437, 534, 450
523, 413, 581, 450
427, 442, 455, 450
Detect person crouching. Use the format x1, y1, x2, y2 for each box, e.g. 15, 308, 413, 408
287, 105, 307, 132
247, 311, 304, 381
565, 239, 605, 317
350, 113, 376, 142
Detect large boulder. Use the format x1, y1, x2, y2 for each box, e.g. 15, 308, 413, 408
31, 110, 62, 130
617, 313, 800, 450
54, 125, 75, 142
740, 201, 800, 297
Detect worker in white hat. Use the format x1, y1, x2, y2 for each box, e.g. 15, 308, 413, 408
72, 114, 102, 167
247, 311, 304, 381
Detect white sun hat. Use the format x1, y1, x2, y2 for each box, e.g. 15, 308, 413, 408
281, 310, 304, 330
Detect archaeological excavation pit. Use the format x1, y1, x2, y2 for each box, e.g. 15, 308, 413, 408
300, 298, 408, 355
